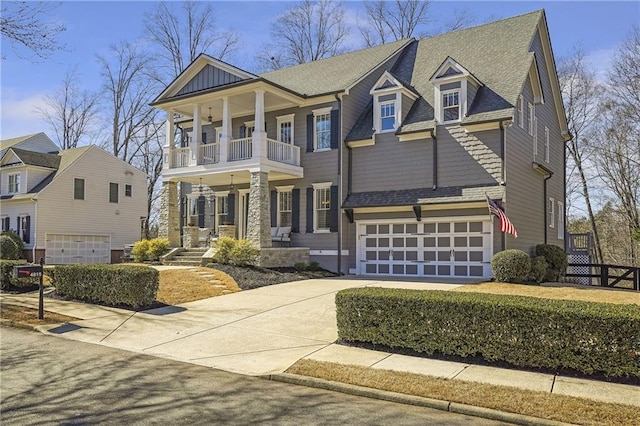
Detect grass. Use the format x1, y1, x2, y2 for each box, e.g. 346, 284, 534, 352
0, 302, 78, 328
454, 281, 640, 305
287, 359, 640, 426
156, 267, 240, 305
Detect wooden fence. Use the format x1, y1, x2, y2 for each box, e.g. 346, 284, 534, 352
566, 263, 639, 291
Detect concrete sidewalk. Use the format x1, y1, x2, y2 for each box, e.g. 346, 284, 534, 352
1, 278, 638, 409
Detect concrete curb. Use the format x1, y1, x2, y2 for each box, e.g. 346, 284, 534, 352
264, 373, 575, 426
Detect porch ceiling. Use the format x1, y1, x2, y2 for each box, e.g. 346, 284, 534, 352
167, 170, 301, 188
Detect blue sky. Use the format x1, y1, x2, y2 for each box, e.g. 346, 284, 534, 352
1, 0, 639, 140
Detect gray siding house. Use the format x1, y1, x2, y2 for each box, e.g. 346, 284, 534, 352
153, 10, 569, 278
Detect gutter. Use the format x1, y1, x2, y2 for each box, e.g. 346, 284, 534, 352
499, 120, 507, 250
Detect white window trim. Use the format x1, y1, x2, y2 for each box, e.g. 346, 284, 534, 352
441, 88, 462, 124
528, 102, 534, 136
215, 193, 229, 231
544, 126, 550, 163
215, 126, 223, 144
548, 197, 555, 228
533, 116, 538, 155
276, 113, 295, 144
276, 185, 294, 228
372, 94, 400, 133
517, 95, 524, 128
312, 107, 332, 152
8, 172, 20, 194
557, 201, 564, 240
312, 182, 332, 233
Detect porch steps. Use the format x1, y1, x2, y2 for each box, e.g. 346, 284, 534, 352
163, 248, 209, 266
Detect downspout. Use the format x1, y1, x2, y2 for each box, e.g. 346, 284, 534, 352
335, 93, 343, 275
543, 172, 553, 244
31, 197, 37, 263
499, 120, 507, 251
430, 129, 437, 189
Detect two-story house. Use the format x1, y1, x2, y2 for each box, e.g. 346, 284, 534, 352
153, 10, 569, 278
0, 135, 148, 263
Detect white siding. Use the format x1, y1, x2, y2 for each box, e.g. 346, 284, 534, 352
0, 200, 36, 248
36, 146, 148, 252
0, 133, 58, 157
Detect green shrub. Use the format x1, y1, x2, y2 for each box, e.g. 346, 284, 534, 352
336, 288, 640, 379
213, 237, 235, 264
0, 230, 24, 259
307, 261, 321, 271
491, 249, 531, 282
132, 239, 151, 262
55, 264, 159, 308
229, 239, 258, 266
294, 262, 308, 272
0, 259, 27, 289
148, 238, 170, 260
535, 244, 568, 282
528, 256, 548, 283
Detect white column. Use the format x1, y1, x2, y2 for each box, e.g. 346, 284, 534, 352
163, 110, 174, 170
253, 90, 266, 159
220, 97, 231, 162
191, 104, 201, 165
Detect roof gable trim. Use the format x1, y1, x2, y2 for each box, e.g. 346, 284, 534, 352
430, 56, 483, 86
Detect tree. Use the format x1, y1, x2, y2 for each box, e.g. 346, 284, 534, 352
0, 1, 66, 60
35, 68, 98, 150
558, 48, 604, 263
144, 1, 240, 83
96, 42, 160, 162
359, 0, 430, 47
257, 0, 350, 71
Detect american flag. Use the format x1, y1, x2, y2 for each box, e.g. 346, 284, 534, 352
486, 195, 517, 238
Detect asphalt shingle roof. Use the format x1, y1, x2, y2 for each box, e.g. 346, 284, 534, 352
343, 184, 504, 208
10, 148, 61, 169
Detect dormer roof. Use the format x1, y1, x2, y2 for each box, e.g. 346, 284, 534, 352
429, 56, 483, 87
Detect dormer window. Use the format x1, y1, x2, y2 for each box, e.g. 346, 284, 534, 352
8, 173, 20, 194
430, 57, 482, 125
370, 71, 417, 135
442, 90, 460, 122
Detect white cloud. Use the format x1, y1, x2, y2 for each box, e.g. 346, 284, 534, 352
585, 48, 616, 83
0, 88, 51, 139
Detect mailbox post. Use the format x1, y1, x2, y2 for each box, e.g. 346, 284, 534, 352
14, 259, 45, 319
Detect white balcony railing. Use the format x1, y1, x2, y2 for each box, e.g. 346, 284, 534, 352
171, 147, 190, 168
228, 137, 253, 161
198, 143, 219, 165
267, 139, 299, 165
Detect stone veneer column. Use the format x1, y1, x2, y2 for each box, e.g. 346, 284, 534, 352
246, 171, 272, 248
158, 181, 181, 247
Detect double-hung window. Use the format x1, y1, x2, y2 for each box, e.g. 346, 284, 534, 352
313, 107, 332, 151
528, 103, 534, 136
548, 197, 555, 228
442, 90, 460, 122
544, 127, 550, 163
8, 173, 20, 193
277, 186, 293, 228
313, 183, 331, 232
216, 194, 228, 231
557, 201, 564, 239
380, 102, 395, 131
74, 178, 85, 200
109, 183, 119, 203
277, 114, 294, 144
125, 184, 132, 197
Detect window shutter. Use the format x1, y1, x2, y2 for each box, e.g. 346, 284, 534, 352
239, 125, 246, 138
202, 132, 207, 143
270, 190, 277, 227
330, 109, 340, 149
197, 195, 206, 228
179, 196, 186, 227
2, 217, 8, 232
292, 188, 300, 233
306, 114, 314, 152
227, 193, 236, 224
329, 185, 339, 232
16, 217, 21, 238
24, 216, 30, 244
306, 188, 314, 233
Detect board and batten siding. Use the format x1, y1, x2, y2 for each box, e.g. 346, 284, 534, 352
35, 146, 147, 253
176, 64, 245, 96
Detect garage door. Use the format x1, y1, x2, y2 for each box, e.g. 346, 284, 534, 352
358, 219, 492, 278
45, 234, 111, 264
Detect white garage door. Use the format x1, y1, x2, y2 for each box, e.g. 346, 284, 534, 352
45, 234, 111, 264
357, 218, 492, 278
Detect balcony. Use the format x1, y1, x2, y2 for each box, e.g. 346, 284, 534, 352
165, 136, 301, 178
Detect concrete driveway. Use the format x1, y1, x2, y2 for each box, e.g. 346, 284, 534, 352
36, 278, 464, 376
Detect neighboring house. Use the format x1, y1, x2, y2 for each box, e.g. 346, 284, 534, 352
0, 132, 59, 158
0, 139, 147, 264
152, 10, 569, 278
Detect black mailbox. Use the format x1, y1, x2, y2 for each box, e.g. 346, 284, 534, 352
13, 265, 43, 279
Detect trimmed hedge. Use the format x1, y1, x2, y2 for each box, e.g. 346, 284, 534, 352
491, 249, 530, 282
336, 288, 640, 379
535, 244, 568, 282
0, 259, 28, 289
0, 230, 24, 260
54, 264, 159, 308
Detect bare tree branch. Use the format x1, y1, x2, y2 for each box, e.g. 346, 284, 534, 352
257, 0, 349, 71
0, 1, 66, 60
35, 68, 98, 150
359, 0, 430, 47
144, 1, 241, 82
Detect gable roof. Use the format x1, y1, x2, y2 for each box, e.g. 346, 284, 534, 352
0, 132, 58, 154
7, 147, 61, 169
